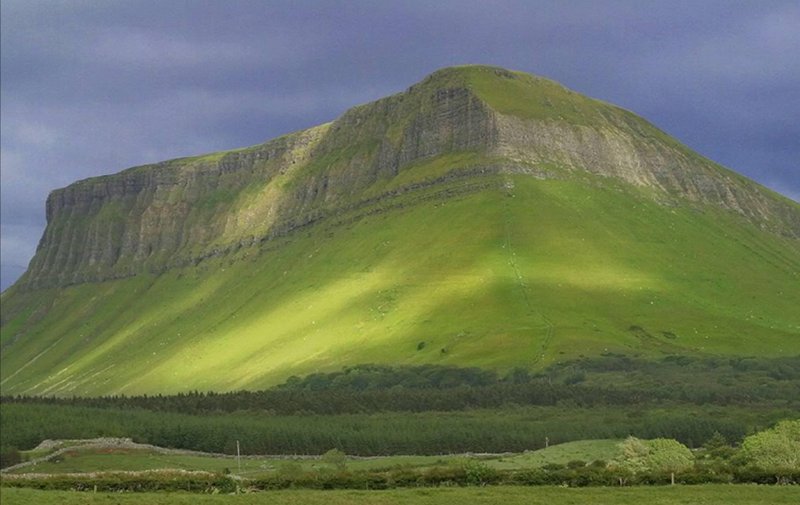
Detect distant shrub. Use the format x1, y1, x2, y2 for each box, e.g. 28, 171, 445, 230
0, 447, 21, 468
463, 460, 499, 486
567, 459, 587, 469
740, 420, 800, 470
564, 373, 586, 385
1, 472, 237, 493
612, 437, 693, 475
732, 467, 800, 485
322, 448, 347, 471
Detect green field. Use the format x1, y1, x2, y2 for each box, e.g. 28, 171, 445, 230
3, 485, 798, 505
8, 439, 623, 477
10, 448, 460, 477
488, 440, 621, 470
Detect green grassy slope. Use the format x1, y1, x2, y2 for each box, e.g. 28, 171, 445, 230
2, 65, 799, 395
493, 440, 622, 469
2, 171, 798, 395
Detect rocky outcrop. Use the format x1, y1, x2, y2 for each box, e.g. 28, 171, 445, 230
17, 66, 800, 289
493, 113, 799, 229
25, 125, 329, 287
21, 70, 503, 289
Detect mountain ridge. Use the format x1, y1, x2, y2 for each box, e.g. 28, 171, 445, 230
2, 65, 799, 396
15, 65, 799, 291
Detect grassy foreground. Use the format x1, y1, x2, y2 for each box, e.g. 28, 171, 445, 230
2, 485, 798, 505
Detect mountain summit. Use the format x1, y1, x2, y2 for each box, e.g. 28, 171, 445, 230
2, 65, 799, 395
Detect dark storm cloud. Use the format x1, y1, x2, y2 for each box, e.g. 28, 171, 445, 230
2, 0, 798, 289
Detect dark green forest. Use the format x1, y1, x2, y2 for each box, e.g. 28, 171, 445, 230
5, 356, 799, 415
2, 357, 798, 461
0, 402, 783, 457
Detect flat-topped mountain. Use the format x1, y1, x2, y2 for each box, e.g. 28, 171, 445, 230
2, 65, 799, 396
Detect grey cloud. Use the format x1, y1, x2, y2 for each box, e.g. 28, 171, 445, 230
88, 24, 321, 70
0, 223, 40, 290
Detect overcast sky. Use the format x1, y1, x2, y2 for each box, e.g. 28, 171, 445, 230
2, 1, 798, 290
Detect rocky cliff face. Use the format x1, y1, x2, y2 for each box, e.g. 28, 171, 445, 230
493, 114, 798, 226
19, 66, 800, 289
28, 125, 327, 287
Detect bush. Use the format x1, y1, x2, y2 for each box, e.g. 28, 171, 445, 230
733, 467, 800, 485
613, 436, 693, 475
676, 465, 732, 485
1, 472, 237, 493
463, 460, 499, 486
510, 468, 549, 485
0, 447, 21, 469
567, 459, 587, 469
740, 419, 800, 470
322, 448, 347, 471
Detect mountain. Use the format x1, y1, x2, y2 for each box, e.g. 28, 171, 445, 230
2, 65, 799, 396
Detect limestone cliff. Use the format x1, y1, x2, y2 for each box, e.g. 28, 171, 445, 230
18, 66, 800, 289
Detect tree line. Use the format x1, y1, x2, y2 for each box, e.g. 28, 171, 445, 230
4, 357, 798, 416
0, 401, 765, 461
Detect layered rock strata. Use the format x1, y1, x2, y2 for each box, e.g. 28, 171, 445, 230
20, 66, 800, 289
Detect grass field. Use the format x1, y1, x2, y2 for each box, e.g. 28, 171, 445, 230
2, 485, 798, 505
488, 439, 621, 470
10, 449, 458, 477
9, 439, 624, 477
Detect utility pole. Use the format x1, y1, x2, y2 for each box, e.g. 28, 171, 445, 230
236, 440, 241, 473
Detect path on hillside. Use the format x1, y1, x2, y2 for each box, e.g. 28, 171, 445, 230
502, 179, 554, 365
